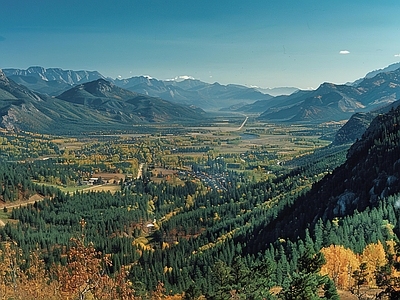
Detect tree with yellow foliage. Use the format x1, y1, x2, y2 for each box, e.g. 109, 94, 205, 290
320, 245, 360, 289
360, 241, 387, 286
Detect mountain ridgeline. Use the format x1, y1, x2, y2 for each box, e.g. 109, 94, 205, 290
5, 65, 400, 120
0, 70, 205, 133
237, 66, 400, 122
57, 79, 205, 122
3, 66, 106, 96
3, 67, 274, 111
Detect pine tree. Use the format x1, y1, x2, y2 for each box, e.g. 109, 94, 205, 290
323, 278, 339, 300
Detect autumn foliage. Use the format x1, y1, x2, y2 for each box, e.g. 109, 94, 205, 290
0, 237, 135, 300
321, 241, 387, 290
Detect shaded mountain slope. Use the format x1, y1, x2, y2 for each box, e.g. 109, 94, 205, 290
332, 99, 400, 146
331, 112, 377, 146
57, 79, 205, 122
245, 104, 400, 251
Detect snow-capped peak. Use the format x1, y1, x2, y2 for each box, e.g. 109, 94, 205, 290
166, 75, 196, 82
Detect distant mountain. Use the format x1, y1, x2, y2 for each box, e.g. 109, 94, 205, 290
247, 103, 400, 247
3, 66, 105, 85
257, 83, 363, 122
3, 67, 273, 110
115, 76, 273, 111
6, 74, 72, 96
0, 71, 205, 133
255, 68, 400, 123
253, 86, 299, 96
231, 90, 311, 114
3, 67, 106, 96
350, 62, 400, 85
57, 79, 205, 123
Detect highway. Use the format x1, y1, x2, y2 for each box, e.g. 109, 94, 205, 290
237, 116, 248, 131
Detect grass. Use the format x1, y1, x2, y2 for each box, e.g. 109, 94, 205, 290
38, 182, 90, 193
39, 182, 122, 194
83, 185, 121, 194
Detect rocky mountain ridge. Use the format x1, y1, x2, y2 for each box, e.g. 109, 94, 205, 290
0, 70, 205, 133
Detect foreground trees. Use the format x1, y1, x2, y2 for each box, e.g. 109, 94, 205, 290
0, 236, 135, 300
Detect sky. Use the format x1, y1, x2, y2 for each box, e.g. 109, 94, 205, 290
1, 0, 400, 89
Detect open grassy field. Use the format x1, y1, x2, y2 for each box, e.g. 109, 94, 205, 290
82, 184, 121, 194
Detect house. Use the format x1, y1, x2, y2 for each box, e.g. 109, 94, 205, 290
88, 177, 99, 185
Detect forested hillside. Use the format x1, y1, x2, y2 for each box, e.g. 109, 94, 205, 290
246, 105, 400, 250
0, 104, 399, 299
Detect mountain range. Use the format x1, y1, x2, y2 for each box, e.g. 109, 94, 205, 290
3, 67, 274, 111
4, 66, 106, 96
0, 70, 204, 133
239, 67, 400, 123
3, 63, 400, 131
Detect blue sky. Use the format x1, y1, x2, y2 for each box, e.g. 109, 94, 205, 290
1, 0, 400, 89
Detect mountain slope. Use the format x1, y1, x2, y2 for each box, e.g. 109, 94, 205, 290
0, 69, 55, 131
3, 67, 274, 110
0, 71, 205, 133
246, 102, 400, 250
258, 83, 364, 122
2, 66, 106, 96
3, 66, 105, 85
57, 79, 205, 122
331, 112, 376, 145
332, 99, 400, 146
254, 68, 400, 123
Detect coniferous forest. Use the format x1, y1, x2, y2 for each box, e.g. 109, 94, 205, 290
0, 105, 400, 299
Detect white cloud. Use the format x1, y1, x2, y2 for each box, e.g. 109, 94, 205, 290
339, 50, 350, 55
394, 54, 400, 57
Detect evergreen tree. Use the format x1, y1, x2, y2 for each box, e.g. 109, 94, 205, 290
323, 278, 339, 300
